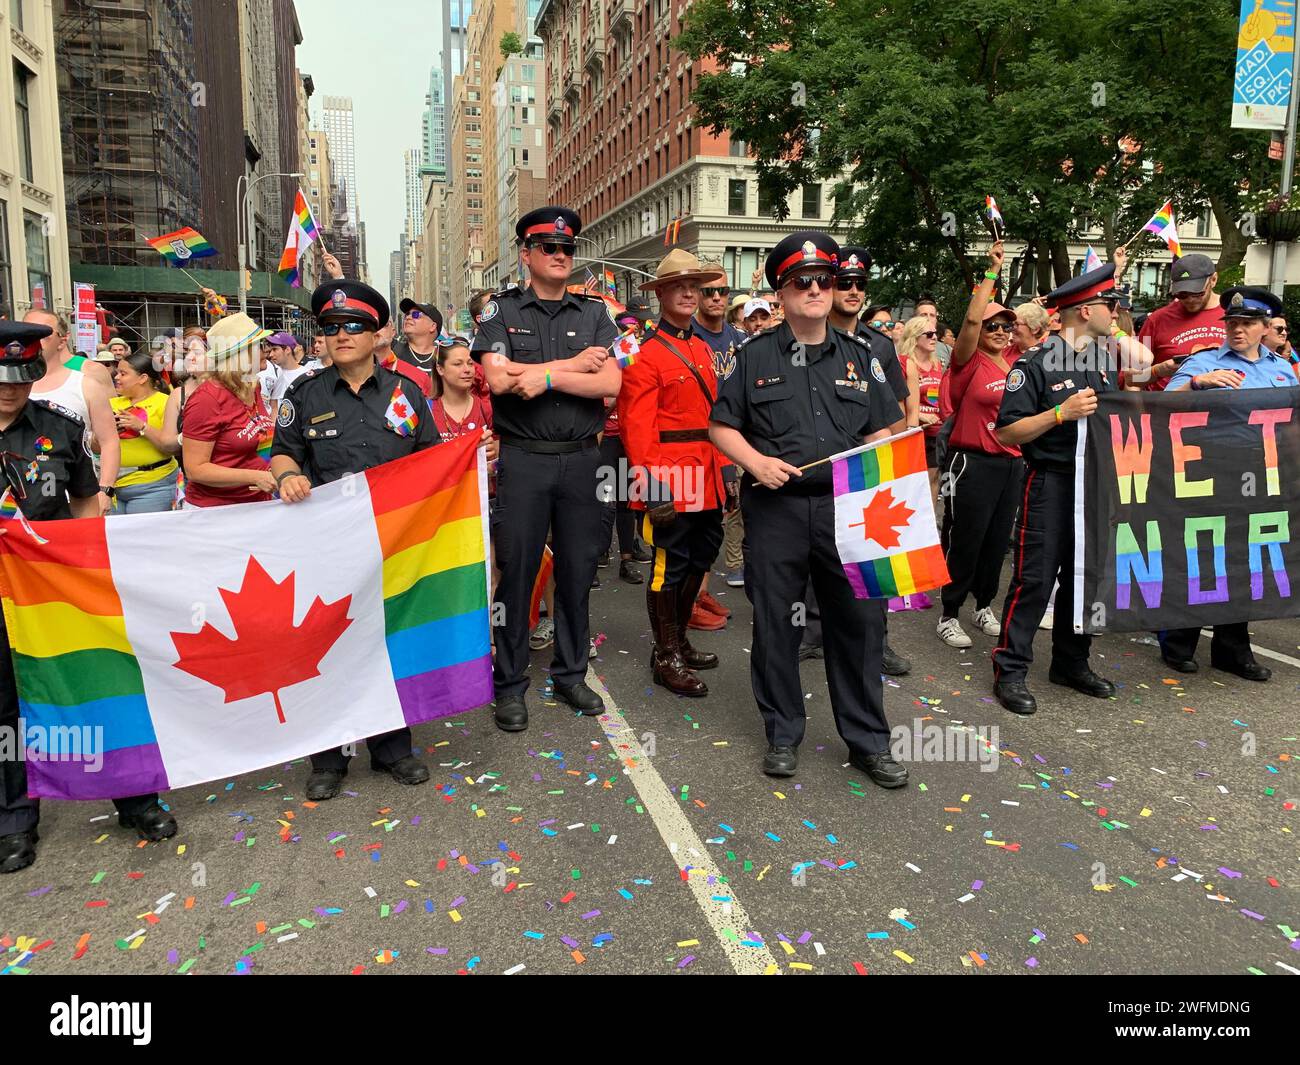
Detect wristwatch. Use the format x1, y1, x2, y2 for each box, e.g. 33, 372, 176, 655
98, 485, 116, 499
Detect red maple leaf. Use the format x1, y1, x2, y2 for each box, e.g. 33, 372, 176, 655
170, 556, 353, 725
848, 488, 915, 551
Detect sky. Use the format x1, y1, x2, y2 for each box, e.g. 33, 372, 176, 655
296, 0, 442, 296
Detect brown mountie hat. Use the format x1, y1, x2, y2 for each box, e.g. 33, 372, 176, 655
639, 248, 726, 292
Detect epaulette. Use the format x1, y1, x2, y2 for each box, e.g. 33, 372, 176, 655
284, 368, 321, 395
30, 398, 86, 427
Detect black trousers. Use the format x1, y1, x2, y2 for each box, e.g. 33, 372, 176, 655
800, 579, 892, 651
940, 448, 1024, 617
309, 729, 413, 773
641, 509, 723, 589
992, 468, 1092, 684
0, 615, 158, 836
742, 489, 891, 756
1160, 623, 1256, 667
598, 435, 638, 557
493, 443, 605, 696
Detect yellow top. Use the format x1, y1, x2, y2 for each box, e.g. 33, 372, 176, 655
112, 391, 177, 488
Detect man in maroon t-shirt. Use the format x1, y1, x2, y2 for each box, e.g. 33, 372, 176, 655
1137, 253, 1225, 390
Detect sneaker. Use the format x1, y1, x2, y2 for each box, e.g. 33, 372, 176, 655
936, 617, 972, 648
725, 568, 744, 588
973, 607, 1001, 637
529, 617, 555, 650
1038, 608, 1054, 631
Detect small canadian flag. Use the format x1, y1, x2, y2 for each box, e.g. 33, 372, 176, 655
613, 332, 639, 367
384, 385, 417, 436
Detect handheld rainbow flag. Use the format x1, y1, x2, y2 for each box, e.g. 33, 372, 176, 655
147, 227, 216, 265
612, 331, 640, 368
833, 428, 949, 599
277, 190, 322, 288
984, 196, 1004, 226
1140, 200, 1181, 257
1084, 245, 1104, 273
603, 269, 617, 298
0, 437, 492, 800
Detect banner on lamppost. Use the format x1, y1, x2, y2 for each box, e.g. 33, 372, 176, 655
74, 283, 98, 355
1233, 0, 1296, 130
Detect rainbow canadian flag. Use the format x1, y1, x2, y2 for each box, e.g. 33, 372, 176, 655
0, 437, 492, 800
832, 428, 949, 598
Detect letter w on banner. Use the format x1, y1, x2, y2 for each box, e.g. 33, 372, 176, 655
833, 428, 949, 597
1075, 388, 1300, 634
0, 435, 493, 800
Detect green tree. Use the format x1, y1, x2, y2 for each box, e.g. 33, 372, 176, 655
677, 0, 1280, 318
500, 31, 522, 60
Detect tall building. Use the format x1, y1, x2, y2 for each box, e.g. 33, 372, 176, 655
535, 0, 845, 295
485, 0, 546, 290
305, 129, 333, 232
321, 95, 358, 226
2, 0, 71, 316
57, 0, 201, 269
389, 245, 405, 317
421, 67, 447, 181
404, 148, 424, 239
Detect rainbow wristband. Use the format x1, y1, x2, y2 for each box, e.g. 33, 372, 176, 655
545, 372, 552, 391
1054, 404, 1063, 425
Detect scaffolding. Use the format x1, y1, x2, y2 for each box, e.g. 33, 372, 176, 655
57, 0, 201, 267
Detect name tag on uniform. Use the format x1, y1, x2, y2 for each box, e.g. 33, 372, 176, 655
754, 375, 785, 389
506, 326, 534, 336
310, 411, 337, 424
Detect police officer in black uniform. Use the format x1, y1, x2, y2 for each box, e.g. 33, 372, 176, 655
710, 232, 909, 787
991, 264, 1145, 715
0, 322, 177, 874
471, 207, 622, 732
801, 245, 912, 675
270, 281, 437, 800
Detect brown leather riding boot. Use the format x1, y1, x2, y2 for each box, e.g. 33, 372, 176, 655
676, 571, 719, 670
647, 585, 708, 696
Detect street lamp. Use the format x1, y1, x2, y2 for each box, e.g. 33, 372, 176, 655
237, 171, 303, 314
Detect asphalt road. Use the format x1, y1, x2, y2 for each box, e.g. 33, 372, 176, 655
3, 559, 1298, 976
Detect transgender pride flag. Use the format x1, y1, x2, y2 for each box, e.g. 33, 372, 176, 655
0, 436, 492, 800
832, 428, 949, 599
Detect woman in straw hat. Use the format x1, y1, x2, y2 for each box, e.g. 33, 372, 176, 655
180, 312, 278, 508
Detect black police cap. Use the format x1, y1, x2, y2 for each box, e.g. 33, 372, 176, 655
1044, 264, 1118, 311
1220, 286, 1284, 320
310, 280, 390, 329
837, 245, 872, 276
765, 231, 840, 289
0, 321, 50, 384
516, 207, 582, 246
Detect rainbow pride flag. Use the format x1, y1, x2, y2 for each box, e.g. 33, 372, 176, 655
0, 436, 492, 800
278, 190, 321, 288
984, 195, 1003, 227
1141, 200, 1181, 257
612, 331, 639, 368
832, 428, 949, 598
147, 227, 215, 265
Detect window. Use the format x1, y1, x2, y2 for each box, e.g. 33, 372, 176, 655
728, 138, 747, 158
10, 0, 21, 32
801, 183, 821, 219
24, 210, 49, 309
13, 61, 32, 183
0, 201, 11, 319
728, 179, 746, 215
758, 184, 777, 217
1196, 207, 1212, 239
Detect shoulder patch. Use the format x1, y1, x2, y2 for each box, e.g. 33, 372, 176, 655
870, 357, 887, 383
276, 399, 296, 428
30, 399, 86, 427
1006, 368, 1026, 392
479, 300, 499, 322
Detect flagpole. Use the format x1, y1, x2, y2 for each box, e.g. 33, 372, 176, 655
1270, 30, 1300, 296
796, 427, 924, 473
178, 267, 204, 290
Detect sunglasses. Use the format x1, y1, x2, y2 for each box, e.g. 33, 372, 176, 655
983, 321, 1015, 333
700, 287, 729, 297
835, 278, 867, 292
1080, 298, 1119, 312
406, 309, 428, 319
1274, 326, 1288, 334
530, 241, 574, 257
870, 320, 896, 330
920, 330, 938, 339
437, 335, 472, 348
0, 451, 29, 501
787, 273, 834, 291
321, 321, 375, 336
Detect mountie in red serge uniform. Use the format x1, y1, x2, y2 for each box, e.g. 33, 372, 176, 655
617, 250, 732, 697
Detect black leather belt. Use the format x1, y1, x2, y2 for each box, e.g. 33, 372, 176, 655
659, 429, 710, 443
499, 435, 599, 454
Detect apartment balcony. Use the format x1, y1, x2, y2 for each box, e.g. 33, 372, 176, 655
583, 31, 606, 73
610, 0, 635, 35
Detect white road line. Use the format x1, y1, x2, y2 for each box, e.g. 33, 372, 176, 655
585, 668, 780, 975
1199, 629, 1300, 670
